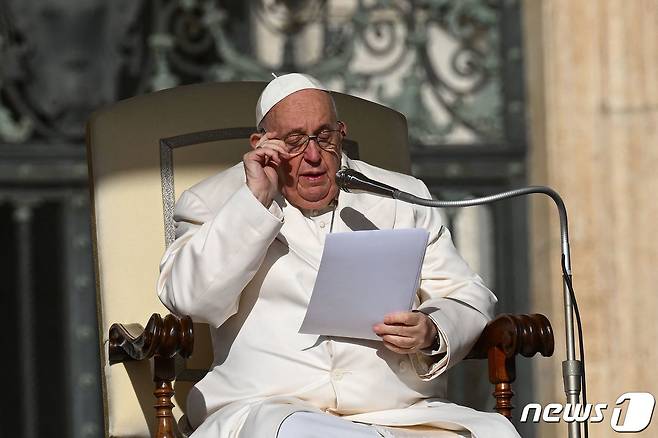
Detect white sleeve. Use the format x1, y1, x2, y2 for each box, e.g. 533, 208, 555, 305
409, 180, 497, 380
157, 184, 284, 327
418, 315, 447, 356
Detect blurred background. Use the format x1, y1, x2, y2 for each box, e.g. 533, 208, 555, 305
0, 1, 656, 437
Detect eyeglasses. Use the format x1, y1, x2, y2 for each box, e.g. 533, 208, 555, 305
278, 121, 344, 157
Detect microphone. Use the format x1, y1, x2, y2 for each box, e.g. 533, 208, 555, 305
335, 168, 401, 198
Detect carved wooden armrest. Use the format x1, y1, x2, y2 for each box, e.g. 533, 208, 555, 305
109, 314, 194, 438
465, 313, 554, 420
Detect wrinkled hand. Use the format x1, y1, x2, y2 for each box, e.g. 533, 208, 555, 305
373, 311, 438, 354
244, 131, 291, 207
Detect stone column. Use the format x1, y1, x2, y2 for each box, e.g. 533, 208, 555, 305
523, 1, 658, 437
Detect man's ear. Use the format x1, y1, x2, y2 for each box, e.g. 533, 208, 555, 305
338, 120, 348, 137
249, 133, 263, 150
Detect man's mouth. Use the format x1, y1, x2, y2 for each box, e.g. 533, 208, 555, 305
300, 171, 327, 183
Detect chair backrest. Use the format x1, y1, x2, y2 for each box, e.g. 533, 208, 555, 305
87, 81, 410, 437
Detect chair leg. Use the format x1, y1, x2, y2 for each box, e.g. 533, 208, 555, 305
488, 347, 516, 420
154, 355, 179, 438
493, 382, 515, 419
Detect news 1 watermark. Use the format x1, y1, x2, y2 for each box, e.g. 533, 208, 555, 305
520, 392, 656, 432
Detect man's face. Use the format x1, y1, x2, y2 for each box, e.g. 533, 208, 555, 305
264, 89, 344, 211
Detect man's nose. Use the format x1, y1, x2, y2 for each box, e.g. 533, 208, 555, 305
303, 138, 322, 162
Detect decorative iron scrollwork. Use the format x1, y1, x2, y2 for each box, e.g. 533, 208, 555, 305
0, 0, 511, 146
143, 0, 505, 146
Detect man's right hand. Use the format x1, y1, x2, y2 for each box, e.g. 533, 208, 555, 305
245, 132, 290, 207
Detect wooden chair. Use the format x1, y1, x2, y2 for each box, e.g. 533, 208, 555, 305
87, 81, 554, 438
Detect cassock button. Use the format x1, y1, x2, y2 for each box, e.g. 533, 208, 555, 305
319, 221, 326, 228
399, 360, 408, 372
331, 369, 344, 381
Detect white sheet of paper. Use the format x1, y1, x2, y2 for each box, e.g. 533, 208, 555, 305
299, 228, 429, 341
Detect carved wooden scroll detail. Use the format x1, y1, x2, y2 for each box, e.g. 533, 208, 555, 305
109, 313, 194, 438
466, 313, 554, 420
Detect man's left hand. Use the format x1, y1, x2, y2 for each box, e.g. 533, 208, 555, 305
373, 311, 438, 354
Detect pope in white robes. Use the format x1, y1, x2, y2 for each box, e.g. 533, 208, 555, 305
157, 73, 521, 438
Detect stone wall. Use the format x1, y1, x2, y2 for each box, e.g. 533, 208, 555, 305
523, 1, 658, 437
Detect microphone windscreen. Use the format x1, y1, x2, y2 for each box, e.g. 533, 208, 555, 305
335, 168, 357, 190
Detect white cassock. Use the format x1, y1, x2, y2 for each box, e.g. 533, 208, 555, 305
157, 153, 521, 438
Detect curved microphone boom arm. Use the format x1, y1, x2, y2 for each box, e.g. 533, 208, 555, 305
336, 168, 584, 438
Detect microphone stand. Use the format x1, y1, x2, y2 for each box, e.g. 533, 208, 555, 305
393, 187, 584, 438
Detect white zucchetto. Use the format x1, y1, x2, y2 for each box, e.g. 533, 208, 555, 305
255, 73, 328, 128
